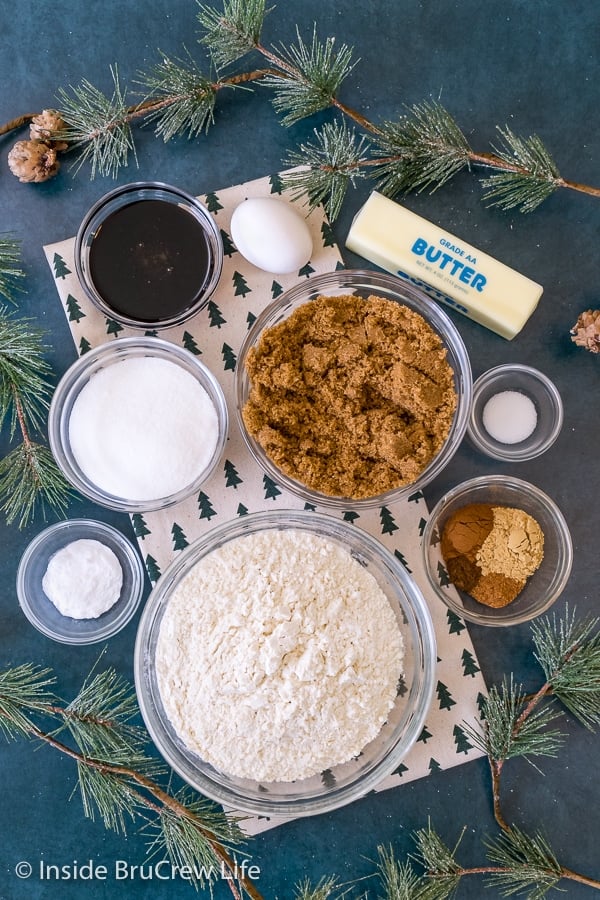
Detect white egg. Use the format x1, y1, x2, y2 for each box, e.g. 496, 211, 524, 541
230, 197, 313, 275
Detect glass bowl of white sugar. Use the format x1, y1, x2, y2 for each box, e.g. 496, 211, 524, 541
467, 364, 563, 462
48, 337, 228, 512
134, 509, 437, 817
17, 519, 146, 644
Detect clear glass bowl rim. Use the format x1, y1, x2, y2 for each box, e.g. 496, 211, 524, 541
74, 180, 224, 330
134, 508, 437, 816
235, 269, 473, 510
421, 474, 573, 627
48, 336, 229, 513
467, 363, 564, 461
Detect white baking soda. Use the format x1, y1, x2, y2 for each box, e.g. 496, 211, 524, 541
68, 356, 219, 501
482, 389, 538, 444
42, 539, 123, 619
155, 529, 405, 783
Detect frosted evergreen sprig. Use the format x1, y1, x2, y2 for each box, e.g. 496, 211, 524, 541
137, 50, 221, 141
0, 662, 258, 900
0, 236, 26, 304
4, 0, 600, 214
197, 0, 270, 69
282, 120, 370, 220
479, 126, 563, 212
57, 65, 136, 179
531, 607, 600, 730
261, 26, 357, 126
371, 100, 473, 197
0, 310, 75, 527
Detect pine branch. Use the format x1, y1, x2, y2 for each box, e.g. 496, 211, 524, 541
0, 664, 55, 741
484, 827, 564, 898
261, 26, 357, 126
0, 309, 76, 527
137, 49, 221, 141
371, 100, 472, 197
531, 607, 600, 731
292, 875, 344, 900
478, 126, 563, 212
57, 64, 136, 179
0, 663, 260, 900
0, 236, 26, 304
282, 120, 370, 220
197, 0, 270, 69
0, 441, 73, 528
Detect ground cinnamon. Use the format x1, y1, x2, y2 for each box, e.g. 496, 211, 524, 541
242, 293, 457, 499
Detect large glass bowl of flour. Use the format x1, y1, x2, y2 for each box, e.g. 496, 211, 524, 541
134, 509, 436, 817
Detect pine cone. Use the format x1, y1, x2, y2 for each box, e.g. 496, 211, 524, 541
7, 139, 60, 183
29, 109, 69, 151
570, 309, 600, 354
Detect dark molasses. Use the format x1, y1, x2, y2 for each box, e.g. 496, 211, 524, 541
89, 199, 213, 323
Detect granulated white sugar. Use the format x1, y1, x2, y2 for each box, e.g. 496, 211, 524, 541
155, 528, 405, 783
68, 356, 219, 501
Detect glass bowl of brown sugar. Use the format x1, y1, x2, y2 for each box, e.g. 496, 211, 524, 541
421, 475, 573, 626
235, 269, 472, 510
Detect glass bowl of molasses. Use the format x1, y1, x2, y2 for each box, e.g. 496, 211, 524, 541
75, 182, 223, 330
235, 269, 472, 511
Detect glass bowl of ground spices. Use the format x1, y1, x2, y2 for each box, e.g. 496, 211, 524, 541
421, 475, 573, 626
75, 182, 224, 330
467, 364, 564, 462
48, 337, 228, 513
134, 509, 437, 817
17, 519, 146, 644
235, 269, 472, 509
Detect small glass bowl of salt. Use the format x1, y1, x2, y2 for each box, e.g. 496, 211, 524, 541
17, 519, 146, 644
467, 364, 563, 462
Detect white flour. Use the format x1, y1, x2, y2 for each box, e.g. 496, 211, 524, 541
155, 529, 405, 783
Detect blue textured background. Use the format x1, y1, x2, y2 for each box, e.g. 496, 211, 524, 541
1, 1, 599, 897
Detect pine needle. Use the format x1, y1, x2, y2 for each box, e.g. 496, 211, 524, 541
371, 99, 472, 196
0, 311, 53, 437
76, 762, 142, 834
282, 119, 370, 220
0, 236, 26, 304
59, 668, 161, 773
138, 49, 221, 141
0, 664, 55, 741
0, 441, 74, 528
145, 787, 245, 889
293, 875, 343, 900
485, 827, 563, 898
411, 824, 463, 898
197, 0, 270, 69
463, 676, 565, 765
57, 64, 136, 179
480, 126, 561, 212
262, 26, 356, 126
376, 844, 430, 899
531, 608, 600, 730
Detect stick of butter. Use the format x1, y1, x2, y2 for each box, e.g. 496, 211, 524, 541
345, 192, 543, 339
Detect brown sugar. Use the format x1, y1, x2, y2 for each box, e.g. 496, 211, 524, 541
242, 293, 458, 499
